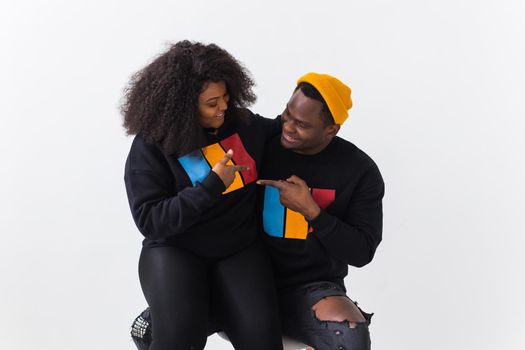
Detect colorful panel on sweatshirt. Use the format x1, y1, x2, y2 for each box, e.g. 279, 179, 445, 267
202, 142, 243, 194
263, 186, 285, 237
219, 133, 257, 184
177, 133, 256, 194
178, 150, 211, 186
284, 209, 309, 239
263, 186, 336, 240
311, 188, 336, 209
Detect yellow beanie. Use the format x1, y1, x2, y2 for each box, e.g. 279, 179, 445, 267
297, 72, 352, 125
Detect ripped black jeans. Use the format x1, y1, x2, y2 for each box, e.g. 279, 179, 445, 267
279, 281, 373, 350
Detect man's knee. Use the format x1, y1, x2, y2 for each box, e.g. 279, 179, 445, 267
312, 296, 367, 328
307, 296, 373, 349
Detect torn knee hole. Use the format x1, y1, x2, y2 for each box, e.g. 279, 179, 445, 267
313, 311, 366, 329
312, 308, 365, 322
313, 309, 345, 323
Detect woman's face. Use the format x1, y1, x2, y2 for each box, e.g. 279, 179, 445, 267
198, 81, 229, 129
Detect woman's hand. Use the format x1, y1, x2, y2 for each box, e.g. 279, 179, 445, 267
212, 150, 248, 189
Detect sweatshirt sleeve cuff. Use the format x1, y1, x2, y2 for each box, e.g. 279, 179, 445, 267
199, 171, 226, 198
308, 210, 337, 238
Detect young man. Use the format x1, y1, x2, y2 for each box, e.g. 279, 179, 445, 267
257, 72, 384, 350
130, 73, 384, 350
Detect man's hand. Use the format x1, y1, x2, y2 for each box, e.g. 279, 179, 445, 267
212, 150, 248, 188
257, 175, 321, 220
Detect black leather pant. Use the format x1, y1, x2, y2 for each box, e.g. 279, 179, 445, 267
137, 240, 283, 350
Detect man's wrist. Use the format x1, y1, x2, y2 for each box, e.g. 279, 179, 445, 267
304, 204, 321, 221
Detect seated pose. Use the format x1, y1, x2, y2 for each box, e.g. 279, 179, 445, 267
257, 73, 384, 350
122, 40, 283, 350
129, 72, 384, 350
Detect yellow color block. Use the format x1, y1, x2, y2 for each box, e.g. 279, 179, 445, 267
284, 208, 309, 239
203, 143, 243, 194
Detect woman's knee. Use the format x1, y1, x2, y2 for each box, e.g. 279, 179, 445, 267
150, 333, 207, 350
150, 314, 208, 350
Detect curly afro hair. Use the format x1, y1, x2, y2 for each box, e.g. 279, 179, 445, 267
121, 40, 256, 156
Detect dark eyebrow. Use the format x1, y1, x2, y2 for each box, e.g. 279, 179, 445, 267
205, 93, 228, 103
285, 104, 310, 126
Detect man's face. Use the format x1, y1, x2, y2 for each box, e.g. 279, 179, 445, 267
280, 89, 339, 155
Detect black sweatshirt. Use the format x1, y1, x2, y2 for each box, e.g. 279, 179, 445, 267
260, 135, 384, 289
124, 110, 280, 258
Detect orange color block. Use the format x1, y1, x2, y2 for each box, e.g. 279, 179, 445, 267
284, 208, 309, 239
203, 143, 243, 194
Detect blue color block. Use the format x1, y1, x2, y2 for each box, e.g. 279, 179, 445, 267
178, 151, 211, 186
263, 186, 285, 237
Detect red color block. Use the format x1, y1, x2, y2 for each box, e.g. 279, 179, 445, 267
219, 133, 257, 184
311, 188, 336, 209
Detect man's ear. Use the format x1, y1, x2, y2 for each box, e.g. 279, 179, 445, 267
327, 124, 340, 137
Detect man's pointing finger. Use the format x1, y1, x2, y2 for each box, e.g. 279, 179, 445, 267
256, 179, 286, 190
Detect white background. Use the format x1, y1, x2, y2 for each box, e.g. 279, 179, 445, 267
1, 1, 524, 349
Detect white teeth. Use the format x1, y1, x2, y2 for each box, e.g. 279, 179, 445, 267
283, 133, 297, 142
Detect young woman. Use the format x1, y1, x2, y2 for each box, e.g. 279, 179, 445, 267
121, 40, 282, 350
